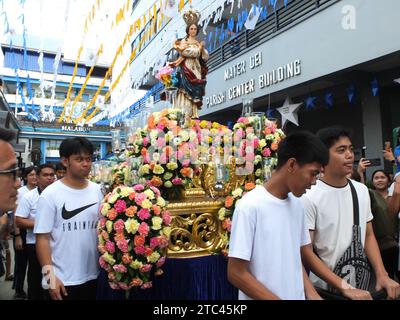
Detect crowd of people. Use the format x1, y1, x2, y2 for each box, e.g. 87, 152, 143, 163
1, 125, 400, 300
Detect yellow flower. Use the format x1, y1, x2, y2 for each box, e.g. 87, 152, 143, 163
232, 188, 243, 198
259, 139, 267, 148
200, 120, 208, 129
129, 259, 143, 270
157, 197, 165, 208
120, 187, 133, 198
162, 226, 171, 237
180, 130, 190, 141
139, 164, 150, 175
164, 181, 173, 188
106, 221, 113, 233
144, 189, 155, 200
141, 199, 152, 209
152, 216, 163, 230
102, 252, 116, 265
218, 207, 226, 221
163, 172, 173, 180
101, 203, 111, 216
167, 162, 178, 170
108, 193, 119, 204
125, 218, 139, 234
147, 251, 161, 263
153, 165, 164, 175
212, 122, 220, 129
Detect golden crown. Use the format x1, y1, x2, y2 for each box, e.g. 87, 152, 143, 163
183, 8, 201, 26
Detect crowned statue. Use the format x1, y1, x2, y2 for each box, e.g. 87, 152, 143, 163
169, 9, 209, 124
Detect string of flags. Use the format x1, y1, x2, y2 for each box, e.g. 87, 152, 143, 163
269, 79, 386, 126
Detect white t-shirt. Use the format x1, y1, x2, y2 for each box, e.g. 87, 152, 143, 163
302, 179, 373, 289
17, 185, 32, 205
34, 180, 103, 286
228, 185, 310, 300
15, 188, 40, 244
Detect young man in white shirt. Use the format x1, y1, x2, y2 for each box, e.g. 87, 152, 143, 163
34, 138, 103, 300
301, 126, 400, 300
16, 163, 55, 300
228, 131, 329, 300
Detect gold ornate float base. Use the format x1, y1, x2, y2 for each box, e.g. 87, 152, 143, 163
166, 188, 225, 258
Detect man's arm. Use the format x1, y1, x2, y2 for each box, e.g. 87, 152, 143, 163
301, 231, 372, 300
0, 213, 7, 238
302, 264, 322, 300
387, 178, 400, 216
36, 233, 67, 300
364, 222, 400, 299
15, 216, 34, 229
227, 257, 280, 300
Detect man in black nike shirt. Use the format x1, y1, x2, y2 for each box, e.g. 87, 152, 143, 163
34, 138, 103, 300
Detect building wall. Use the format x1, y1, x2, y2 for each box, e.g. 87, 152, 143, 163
201, 0, 400, 115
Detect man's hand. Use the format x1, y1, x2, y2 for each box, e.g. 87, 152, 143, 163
340, 286, 372, 300
48, 276, 68, 300
376, 275, 400, 299
357, 158, 371, 175
15, 236, 23, 250
383, 148, 395, 162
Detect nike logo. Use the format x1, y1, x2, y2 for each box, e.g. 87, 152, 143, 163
62, 202, 97, 220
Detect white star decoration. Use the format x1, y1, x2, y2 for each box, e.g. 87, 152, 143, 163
277, 97, 302, 127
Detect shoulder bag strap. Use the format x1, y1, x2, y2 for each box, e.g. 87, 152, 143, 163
348, 179, 359, 226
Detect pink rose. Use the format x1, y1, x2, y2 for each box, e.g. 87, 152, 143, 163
134, 193, 146, 205
99, 217, 107, 228
130, 278, 143, 287
156, 256, 166, 268
138, 222, 150, 236
137, 208, 151, 220
154, 269, 164, 276
101, 230, 109, 240
116, 239, 129, 253
109, 282, 119, 290
113, 219, 125, 233
262, 148, 271, 157
245, 152, 255, 162
113, 264, 127, 273
118, 282, 129, 290
150, 186, 161, 197
140, 264, 152, 273
150, 237, 159, 249
142, 137, 149, 146
172, 177, 182, 185
114, 200, 126, 214
99, 256, 107, 268
181, 159, 190, 168
133, 184, 145, 192
159, 153, 168, 164
158, 236, 169, 249
141, 281, 153, 289
98, 244, 106, 254
156, 137, 166, 148
222, 218, 232, 232
162, 212, 172, 225
105, 241, 115, 254
134, 245, 146, 255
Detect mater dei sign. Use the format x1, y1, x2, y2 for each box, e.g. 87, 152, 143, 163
204, 51, 301, 109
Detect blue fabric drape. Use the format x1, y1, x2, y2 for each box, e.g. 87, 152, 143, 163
97, 255, 238, 300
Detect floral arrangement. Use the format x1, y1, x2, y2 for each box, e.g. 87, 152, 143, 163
155, 66, 174, 87
233, 115, 285, 184
98, 184, 172, 290
128, 108, 231, 196
217, 182, 256, 255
